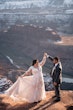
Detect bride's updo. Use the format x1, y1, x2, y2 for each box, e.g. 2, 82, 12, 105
32, 60, 38, 66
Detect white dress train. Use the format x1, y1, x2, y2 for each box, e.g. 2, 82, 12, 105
5, 56, 46, 103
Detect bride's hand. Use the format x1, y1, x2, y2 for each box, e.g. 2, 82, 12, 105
44, 53, 48, 57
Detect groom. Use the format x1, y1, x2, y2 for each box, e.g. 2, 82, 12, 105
47, 55, 62, 102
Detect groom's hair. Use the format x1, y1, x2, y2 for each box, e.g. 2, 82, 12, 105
53, 57, 59, 62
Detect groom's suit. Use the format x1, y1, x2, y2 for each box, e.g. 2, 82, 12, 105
48, 56, 62, 99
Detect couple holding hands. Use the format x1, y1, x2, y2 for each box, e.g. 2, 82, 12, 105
5, 53, 62, 103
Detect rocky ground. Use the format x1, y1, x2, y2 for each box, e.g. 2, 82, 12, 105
0, 91, 73, 110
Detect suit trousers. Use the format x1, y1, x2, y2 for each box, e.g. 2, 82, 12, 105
54, 84, 60, 99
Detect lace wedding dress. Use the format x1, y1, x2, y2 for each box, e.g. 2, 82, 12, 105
5, 56, 46, 103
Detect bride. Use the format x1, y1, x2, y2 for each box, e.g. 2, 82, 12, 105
5, 53, 48, 103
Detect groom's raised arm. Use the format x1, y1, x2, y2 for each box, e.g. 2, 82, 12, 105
47, 55, 54, 61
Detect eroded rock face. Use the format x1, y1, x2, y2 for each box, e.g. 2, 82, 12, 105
0, 25, 73, 91
0, 76, 13, 93
44, 76, 54, 91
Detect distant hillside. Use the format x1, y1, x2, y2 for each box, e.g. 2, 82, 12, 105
0, 0, 73, 9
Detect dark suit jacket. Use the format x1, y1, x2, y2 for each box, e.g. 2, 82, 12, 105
48, 56, 62, 84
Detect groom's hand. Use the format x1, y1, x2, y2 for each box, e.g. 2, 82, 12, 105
54, 82, 57, 86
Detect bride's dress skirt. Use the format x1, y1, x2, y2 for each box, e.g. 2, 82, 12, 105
5, 75, 46, 103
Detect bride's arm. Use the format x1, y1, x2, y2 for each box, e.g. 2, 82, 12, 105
22, 67, 32, 77
39, 53, 48, 67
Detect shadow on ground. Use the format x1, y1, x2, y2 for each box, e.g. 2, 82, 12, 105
0, 97, 56, 110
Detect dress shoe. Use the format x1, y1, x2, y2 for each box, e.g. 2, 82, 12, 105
54, 98, 60, 102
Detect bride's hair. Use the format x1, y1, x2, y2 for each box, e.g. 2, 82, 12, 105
32, 60, 37, 66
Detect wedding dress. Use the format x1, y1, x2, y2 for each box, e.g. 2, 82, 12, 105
5, 56, 46, 103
